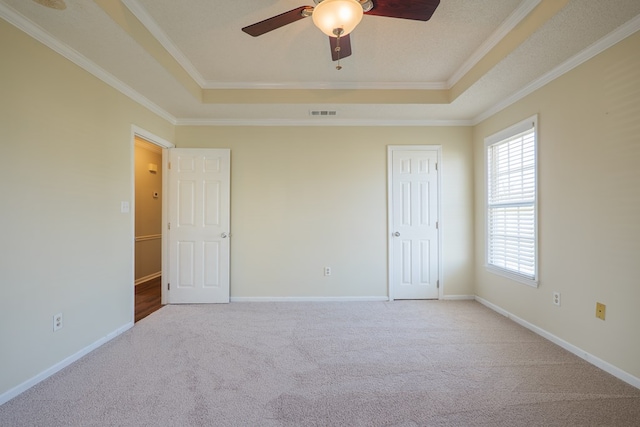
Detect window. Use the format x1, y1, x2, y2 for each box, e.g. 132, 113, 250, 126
485, 116, 537, 286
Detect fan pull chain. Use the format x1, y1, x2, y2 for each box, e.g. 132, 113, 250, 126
335, 35, 342, 70
333, 28, 344, 70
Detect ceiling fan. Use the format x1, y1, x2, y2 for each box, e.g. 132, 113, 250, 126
242, 0, 440, 69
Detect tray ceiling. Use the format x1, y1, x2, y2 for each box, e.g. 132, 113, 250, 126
1, 0, 639, 125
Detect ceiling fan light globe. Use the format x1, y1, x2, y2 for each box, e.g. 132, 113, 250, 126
312, 0, 363, 37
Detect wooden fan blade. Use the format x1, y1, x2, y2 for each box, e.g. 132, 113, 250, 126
242, 6, 313, 37
329, 34, 352, 61
366, 0, 440, 21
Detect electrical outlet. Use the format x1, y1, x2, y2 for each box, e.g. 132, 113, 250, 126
595, 302, 606, 320
53, 313, 63, 331
324, 267, 331, 276
553, 292, 561, 306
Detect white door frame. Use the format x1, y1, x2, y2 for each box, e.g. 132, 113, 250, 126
130, 126, 174, 307
387, 145, 443, 301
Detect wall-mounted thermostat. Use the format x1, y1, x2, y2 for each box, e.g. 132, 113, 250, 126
148, 163, 158, 173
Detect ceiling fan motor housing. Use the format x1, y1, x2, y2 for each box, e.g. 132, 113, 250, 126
314, 0, 373, 12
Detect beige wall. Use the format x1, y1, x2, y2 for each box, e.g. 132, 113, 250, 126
0, 19, 174, 396
175, 126, 475, 299
473, 31, 640, 378
134, 139, 163, 282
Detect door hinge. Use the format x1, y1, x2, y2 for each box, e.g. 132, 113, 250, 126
168, 222, 171, 230
437, 280, 440, 289
168, 161, 171, 170
168, 282, 170, 290
435, 162, 438, 171
436, 221, 439, 230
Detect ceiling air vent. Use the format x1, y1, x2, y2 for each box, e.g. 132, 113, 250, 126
309, 110, 337, 116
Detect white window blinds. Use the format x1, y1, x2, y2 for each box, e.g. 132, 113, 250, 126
486, 117, 537, 285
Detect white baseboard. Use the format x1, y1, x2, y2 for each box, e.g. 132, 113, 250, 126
135, 271, 161, 286
442, 295, 476, 300
230, 296, 390, 302
0, 321, 134, 406
475, 296, 640, 390
231, 296, 475, 302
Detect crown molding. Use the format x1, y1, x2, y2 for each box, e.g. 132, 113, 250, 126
201, 81, 449, 90
473, 13, 640, 125
122, 0, 207, 88
0, 2, 177, 125
175, 118, 473, 127
447, 0, 541, 88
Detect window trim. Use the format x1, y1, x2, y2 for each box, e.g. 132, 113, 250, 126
484, 115, 539, 287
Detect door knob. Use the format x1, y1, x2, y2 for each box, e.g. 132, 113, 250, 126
393, 231, 401, 237
221, 232, 228, 238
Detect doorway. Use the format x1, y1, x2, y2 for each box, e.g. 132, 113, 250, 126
134, 136, 163, 321
131, 125, 174, 321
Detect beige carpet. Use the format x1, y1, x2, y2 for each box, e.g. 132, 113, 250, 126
1, 301, 639, 426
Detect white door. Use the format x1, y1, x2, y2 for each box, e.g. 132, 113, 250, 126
168, 149, 230, 303
389, 147, 440, 299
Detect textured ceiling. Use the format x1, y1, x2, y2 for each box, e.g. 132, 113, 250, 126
132, 0, 522, 85
1, 0, 639, 125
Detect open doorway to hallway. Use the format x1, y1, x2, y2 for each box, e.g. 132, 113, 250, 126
134, 137, 163, 321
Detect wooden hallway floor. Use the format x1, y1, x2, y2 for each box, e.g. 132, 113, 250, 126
135, 276, 162, 322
